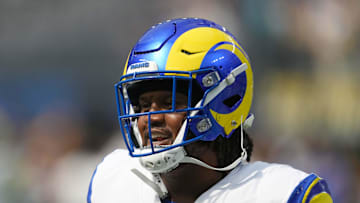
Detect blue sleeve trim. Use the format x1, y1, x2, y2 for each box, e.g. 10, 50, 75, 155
87, 167, 98, 203
305, 179, 331, 203
287, 174, 318, 203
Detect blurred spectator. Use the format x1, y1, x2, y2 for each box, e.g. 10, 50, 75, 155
287, 0, 360, 69
0, 106, 18, 203
17, 107, 85, 203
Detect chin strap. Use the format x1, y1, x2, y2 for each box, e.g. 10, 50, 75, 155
132, 114, 253, 199
132, 115, 251, 200
132, 153, 248, 201
180, 115, 248, 171
180, 151, 247, 171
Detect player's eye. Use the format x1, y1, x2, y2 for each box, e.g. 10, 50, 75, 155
175, 94, 188, 109
175, 100, 187, 109
139, 102, 151, 112
164, 98, 172, 109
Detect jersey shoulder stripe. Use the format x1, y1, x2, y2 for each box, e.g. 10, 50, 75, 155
287, 173, 333, 203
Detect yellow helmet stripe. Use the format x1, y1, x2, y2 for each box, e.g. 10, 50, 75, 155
166, 27, 238, 72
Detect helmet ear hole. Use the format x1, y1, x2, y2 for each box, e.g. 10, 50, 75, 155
223, 94, 242, 108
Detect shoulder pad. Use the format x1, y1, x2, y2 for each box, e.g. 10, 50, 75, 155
288, 174, 333, 203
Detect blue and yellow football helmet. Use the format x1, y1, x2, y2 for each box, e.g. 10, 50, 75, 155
115, 18, 254, 173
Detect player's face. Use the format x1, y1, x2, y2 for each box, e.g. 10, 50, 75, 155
136, 90, 187, 146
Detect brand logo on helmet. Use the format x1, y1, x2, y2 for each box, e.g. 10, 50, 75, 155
127, 61, 158, 74
130, 62, 149, 69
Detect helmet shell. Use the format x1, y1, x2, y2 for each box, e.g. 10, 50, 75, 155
120, 18, 253, 148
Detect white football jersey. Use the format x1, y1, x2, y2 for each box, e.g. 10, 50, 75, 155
195, 161, 307, 203
88, 149, 332, 203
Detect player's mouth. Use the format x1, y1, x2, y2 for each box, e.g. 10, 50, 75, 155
146, 131, 173, 146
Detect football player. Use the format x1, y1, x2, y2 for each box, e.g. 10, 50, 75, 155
87, 18, 333, 203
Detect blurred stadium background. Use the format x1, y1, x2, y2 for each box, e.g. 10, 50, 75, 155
0, 0, 359, 202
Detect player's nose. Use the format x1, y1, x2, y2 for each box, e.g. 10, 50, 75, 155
147, 102, 165, 124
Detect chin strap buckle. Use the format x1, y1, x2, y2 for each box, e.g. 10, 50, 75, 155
244, 113, 255, 129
